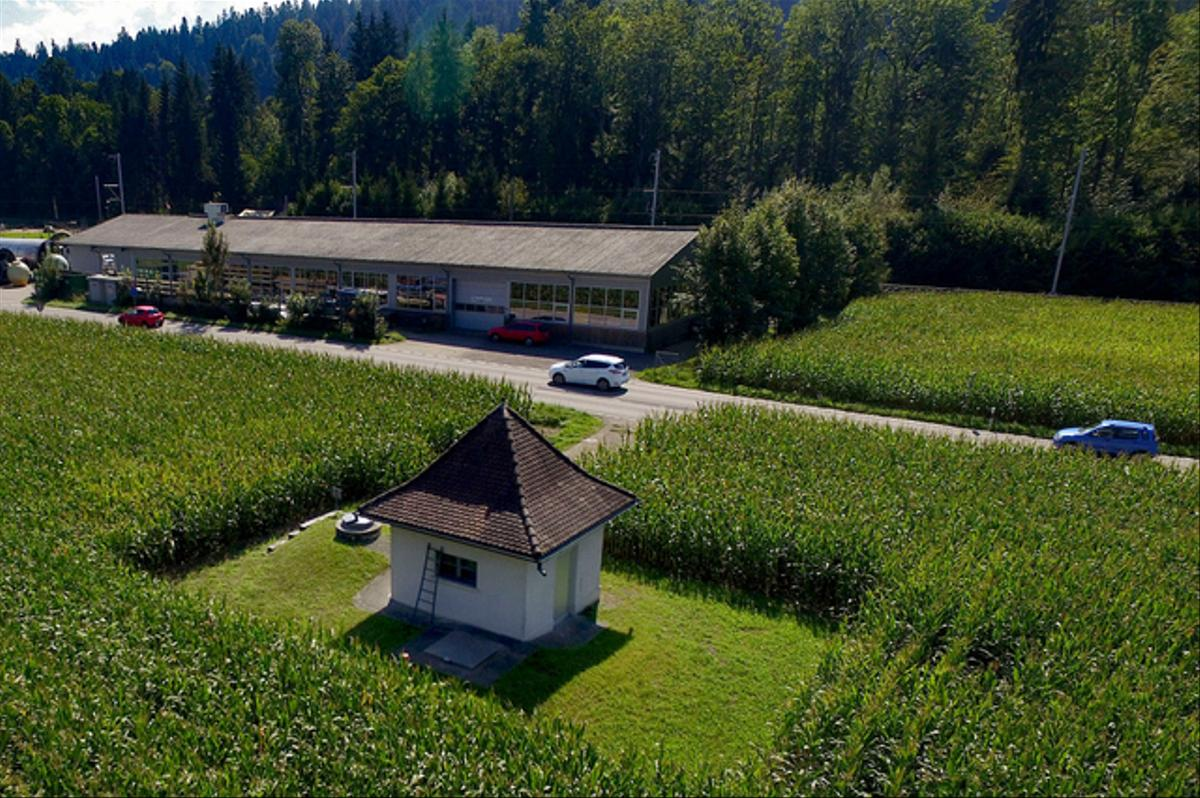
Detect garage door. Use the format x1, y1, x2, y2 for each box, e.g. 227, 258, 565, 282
452, 277, 508, 331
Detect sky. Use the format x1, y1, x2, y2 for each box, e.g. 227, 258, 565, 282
0, 0, 284, 54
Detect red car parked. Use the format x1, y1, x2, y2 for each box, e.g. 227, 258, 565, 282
118, 305, 166, 328
487, 320, 552, 346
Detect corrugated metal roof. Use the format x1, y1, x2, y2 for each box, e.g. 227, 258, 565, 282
67, 214, 697, 278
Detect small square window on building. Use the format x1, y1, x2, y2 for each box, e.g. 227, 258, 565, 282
437, 552, 478, 587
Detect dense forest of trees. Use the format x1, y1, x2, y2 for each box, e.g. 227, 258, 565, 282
0, 0, 1196, 298
0, 0, 521, 97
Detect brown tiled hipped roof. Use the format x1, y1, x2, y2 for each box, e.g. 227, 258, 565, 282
359, 404, 637, 560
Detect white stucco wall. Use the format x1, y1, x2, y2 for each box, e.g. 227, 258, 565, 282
65, 247, 103, 273
391, 527, 530, 640
521, 524, 606, 640
390, 522, 607, 642
523, 556, 557, 640
573, 524, 605, 612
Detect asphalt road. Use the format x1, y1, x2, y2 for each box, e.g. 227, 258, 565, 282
3, 284, 1194, 470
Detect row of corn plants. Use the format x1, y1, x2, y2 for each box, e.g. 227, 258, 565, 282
679, 291, 1200, 449
584, 405, 1198, 794
0, 314, 717, 794
8, 315, 535, 570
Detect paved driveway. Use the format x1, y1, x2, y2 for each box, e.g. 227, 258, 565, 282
2, 284, 1193, 469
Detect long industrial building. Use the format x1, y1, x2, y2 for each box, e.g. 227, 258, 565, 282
66, 213, 699, 350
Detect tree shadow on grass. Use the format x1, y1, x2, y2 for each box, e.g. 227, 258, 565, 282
486, 627, 631, 712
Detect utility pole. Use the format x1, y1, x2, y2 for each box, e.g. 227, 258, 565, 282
95, 175, 103, 223
1051, 146, 1086, 296
649, 148, 661, 226
103, 153, 126, 216
115, 153, 125, 214
351, 149, 358, 219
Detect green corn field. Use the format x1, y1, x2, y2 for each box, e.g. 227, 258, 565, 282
686, 291, 1200, 450
3, 312, 1196, 795
586, 405, 1199, 794
5, 315, 535, 570
0, 314, 704, 795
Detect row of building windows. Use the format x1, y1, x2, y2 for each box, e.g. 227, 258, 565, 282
246, 265, 294, 298
509, 281, 641, 329
575, 286, 639, 329
346, 270, 388, 293
129, 259, 658, 330
134, 258, 399, 303
510, 282, 570, 322
397, 275, 448, 311
294, 268, 338, 295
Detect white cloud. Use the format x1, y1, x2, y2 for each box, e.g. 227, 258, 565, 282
0, 0, 280, 55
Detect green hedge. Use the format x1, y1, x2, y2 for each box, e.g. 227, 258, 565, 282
887, 203, 1200, 301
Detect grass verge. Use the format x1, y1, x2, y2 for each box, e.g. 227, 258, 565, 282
527, 403, 606, 451
0, 230, 50, 238
639, 364, 1200, 457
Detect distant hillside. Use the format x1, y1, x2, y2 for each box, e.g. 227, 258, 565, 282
0, 0, 523, 96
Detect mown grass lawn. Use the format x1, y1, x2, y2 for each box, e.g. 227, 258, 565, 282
181, 527, 831, 775
526, 403, 606, 451
180, 519, 417, 653
492, 566, 832, 772
176, 406, 599, 650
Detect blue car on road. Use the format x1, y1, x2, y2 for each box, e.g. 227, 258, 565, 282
1053, 419, 1158, 457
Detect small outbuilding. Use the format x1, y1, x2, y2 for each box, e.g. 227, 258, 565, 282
359, 403, 637, 642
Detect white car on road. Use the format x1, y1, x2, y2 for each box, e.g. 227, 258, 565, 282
548, 354, 630, 391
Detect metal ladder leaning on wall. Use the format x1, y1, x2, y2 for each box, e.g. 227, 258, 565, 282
414, 543, 442, 625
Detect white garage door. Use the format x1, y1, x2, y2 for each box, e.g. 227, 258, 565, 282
453, 277, 508, 331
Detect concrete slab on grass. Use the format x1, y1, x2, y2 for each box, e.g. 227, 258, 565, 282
402, 622, 533, 687
424, 630, 506, 669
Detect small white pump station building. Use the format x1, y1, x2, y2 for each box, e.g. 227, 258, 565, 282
359, 404, 637, 642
